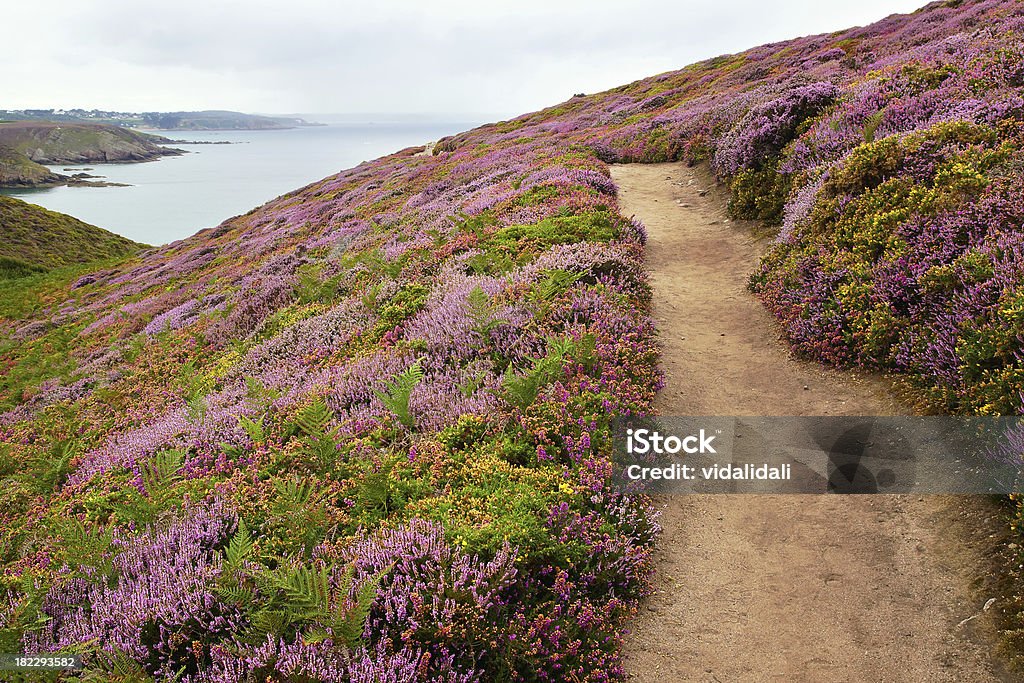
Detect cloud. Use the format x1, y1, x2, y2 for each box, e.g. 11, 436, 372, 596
3, 0, 928, 115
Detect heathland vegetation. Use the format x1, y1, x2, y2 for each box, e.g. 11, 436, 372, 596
2, 0, 1024, 679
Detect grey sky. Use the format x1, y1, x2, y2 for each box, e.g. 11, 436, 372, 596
6, 0, 927, 117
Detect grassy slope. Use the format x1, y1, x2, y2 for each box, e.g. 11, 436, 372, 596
0, 196, 146, 275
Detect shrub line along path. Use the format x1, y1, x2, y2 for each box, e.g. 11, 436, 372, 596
611, 162, 1008, 682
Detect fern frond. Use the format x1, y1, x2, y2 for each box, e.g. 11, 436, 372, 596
239, 415, 266, 443
374, 359, 424, 429
275, 565, 331, 611
30, 437, 80, 493
274, 477, 313, 506
81, 648, 153, 682
225, 519, 253, 567
864, 110, 885, 143
218, 584, 259, 609
291, 398, 339, 471
466, 286, 502, 337
186, 393, 207, 425
295, 399, 332, 438
458, 371, 486, 398
249, 608, 289, 639
535, 269, 584, 304
330, 564, 388, 646
244, 376, 281, 411
502, 334, 595, 409
141, 449, 183, 496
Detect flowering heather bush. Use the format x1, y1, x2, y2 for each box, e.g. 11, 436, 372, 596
713, 82, 839, 175
5, 0, 1024, 678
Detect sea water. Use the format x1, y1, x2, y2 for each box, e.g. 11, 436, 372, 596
0, 117, 484, 246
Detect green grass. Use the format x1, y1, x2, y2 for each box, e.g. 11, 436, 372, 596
0, 255, 137, 409
0, 196, 146, 273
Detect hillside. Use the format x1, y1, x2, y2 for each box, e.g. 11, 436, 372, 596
0, 121, 182, 164
0, 196, 146, 276
140, 110, 319, 130
1, 0, 1023, 680
0, 143, 64, 186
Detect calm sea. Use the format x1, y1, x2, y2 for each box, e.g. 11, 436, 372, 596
0, 118, 483, 245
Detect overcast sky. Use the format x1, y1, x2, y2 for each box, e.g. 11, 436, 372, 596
4, 0, 927, 118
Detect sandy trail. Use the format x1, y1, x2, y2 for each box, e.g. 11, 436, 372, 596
612, 162, 1009, 682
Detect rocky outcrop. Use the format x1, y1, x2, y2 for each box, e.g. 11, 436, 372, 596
0, 122, 183, 165
0, 143, 66, 186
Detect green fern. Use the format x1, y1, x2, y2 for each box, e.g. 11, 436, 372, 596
295, 399, 331, 435
275, 565, 331, 611
248, 608, 290, 640
31, 437, 79, 493
269, 477, 329, 555
297, 263, 343, 304
502, 358, 551, 409
292, 398, 338, 471
534, 269, 584, 304
466, 286, 503, 338
238, 414, 266, 443
502, 334, 598, 409
177, 360, 213, 425
274, 477, 313, 508
186, 394, 207, 425
225, 519, 254, 567
141, 449, 183, 497
466, 251, 514, 275
244, 376, 279, 407
222, 558, 386, 647
458, 371, 486, 398
0, 574, 49, 654
374, 360, 424, 429
107, 449, 187, 525
361, 282, 382, 311
330, 564, 387, 645
864, 110, 885, 143
218, 583, 259, 610
296, 263, 324, 304
218, 519, 260, 613
80, 648, 157, 682
51, 518, 116, 574
0, 443, 18, 479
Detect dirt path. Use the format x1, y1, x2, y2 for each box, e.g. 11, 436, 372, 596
612, 162, 1010, 682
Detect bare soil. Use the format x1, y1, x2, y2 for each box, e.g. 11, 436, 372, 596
612, 162, 1013, 682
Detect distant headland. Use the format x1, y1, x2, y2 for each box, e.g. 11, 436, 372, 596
0, 108, 323, 131
0, 109, 325, 188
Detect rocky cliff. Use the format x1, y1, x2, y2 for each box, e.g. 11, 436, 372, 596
0, 121, 182, 164
0, 143, 65, 186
